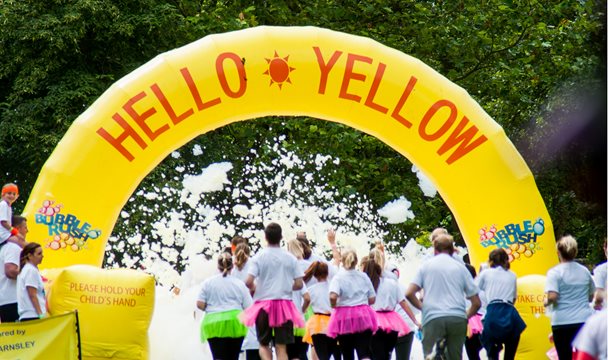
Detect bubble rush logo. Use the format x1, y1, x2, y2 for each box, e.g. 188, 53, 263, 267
479, 218, 545, 262
35, 200, 101, 252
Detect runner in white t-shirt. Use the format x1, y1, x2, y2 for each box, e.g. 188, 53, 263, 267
406, 234, 480, 360
241, 223, 305, 360
387, 263, 420, 360
302, 261, 341, 360
197, 253, 252, 360
17, 242, 46, 321
544, 235, 595, 360
296, 229, 340, 287
230, 242, 260, 359
286, 239, 311, 360
327, 248, 377, 360
477, 248, 526, 360
362, 257, 418, 360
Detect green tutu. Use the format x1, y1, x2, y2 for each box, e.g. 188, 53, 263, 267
200, 309, 247, 342
294, 327, 306, 337
296, 308, 313, 337
304, 307, 314, 321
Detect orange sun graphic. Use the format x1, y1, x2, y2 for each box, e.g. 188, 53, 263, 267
263, 51, 295, 89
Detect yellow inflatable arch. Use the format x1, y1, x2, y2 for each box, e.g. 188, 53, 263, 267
23, 26, 556, 358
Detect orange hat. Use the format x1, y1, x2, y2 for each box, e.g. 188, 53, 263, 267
2, 184, 19, 195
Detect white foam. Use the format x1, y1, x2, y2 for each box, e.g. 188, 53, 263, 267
107, 138, 450, 359
378, 196, 415, 224
412, 164, 437, 198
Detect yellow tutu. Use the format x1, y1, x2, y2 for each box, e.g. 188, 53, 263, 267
303, 313, 331, 344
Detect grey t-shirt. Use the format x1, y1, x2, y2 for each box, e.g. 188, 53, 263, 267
545, 262, 595, 326
249, 247, 303, 301
412, 253, 478, 325
477, 266, 517, 303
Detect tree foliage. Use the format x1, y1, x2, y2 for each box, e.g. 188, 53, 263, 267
0, 0, 605, 264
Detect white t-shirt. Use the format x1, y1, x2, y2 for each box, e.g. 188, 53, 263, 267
303, 254, 338, 286
476, 266, 517, 303
229, 260, 259, 351
17, 263, 46, 319
373, 277, 404, 311
593, 262, 607, 290
383, 269, 398, 281
0, 200, 12, 242
231, 260, 252, 283
308, 281, 332, 314
198, 274, 252, 313
0, 242, 20, 305
545, 262, 595, 326
249, 247, 303, 301
412, 253, 478, 325
292, 282, 309, 316
396, 282, 418, 332
572, 309, 607, 360
329, 268, 375, 307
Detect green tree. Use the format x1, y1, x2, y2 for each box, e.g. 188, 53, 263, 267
0, 0, 605, 265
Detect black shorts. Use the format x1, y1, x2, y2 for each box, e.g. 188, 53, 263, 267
255, 309, 294, 345
0, 303, 19, 323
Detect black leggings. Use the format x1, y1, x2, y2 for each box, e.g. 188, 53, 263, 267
486, 334, 520, 360
394, 332, 414, 360
311, 334, 341, 360
286, 336, 309, 359
336, 330, 373, 360
465, 333, 483, 360
246, 349, 261, 360
552, 323, 584, 360
371, 329, 398, 360
207, 337, 244, 360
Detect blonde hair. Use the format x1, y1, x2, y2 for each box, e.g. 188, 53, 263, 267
556, 235, 578, 261
342, 249, 358, 270
430, 227, 448, 242
234, 243, 250, 271
218, 253, 233, 277
287, 239, 304, 260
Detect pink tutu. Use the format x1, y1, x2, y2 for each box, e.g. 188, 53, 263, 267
467, 314, 483, 337
375, 310, 411, 336
327, 305, 378, 338
240, 299, 305, 328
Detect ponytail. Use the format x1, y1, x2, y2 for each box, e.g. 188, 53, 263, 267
342, 249, 358, 270
287, 239, 304, 259
369, 248, 385, 274
218, 253, 234, 277
304, 261, 329, 283
363, 259, 382, 292
298, 238, 312, 260
234, 243, 250, 270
